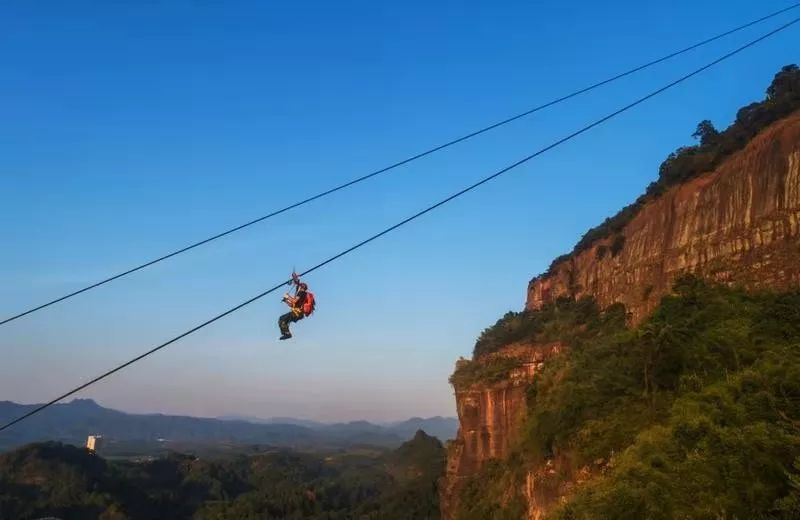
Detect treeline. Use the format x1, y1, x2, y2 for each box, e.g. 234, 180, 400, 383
0, 431, 445, 519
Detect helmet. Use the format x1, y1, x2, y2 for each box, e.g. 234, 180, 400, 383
299, 283, 308, 291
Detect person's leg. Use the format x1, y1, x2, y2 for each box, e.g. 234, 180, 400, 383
279, 312, 294, 337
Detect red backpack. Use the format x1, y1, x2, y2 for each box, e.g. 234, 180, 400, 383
303, 292, 316, 316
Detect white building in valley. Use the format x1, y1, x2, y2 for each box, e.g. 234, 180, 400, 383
86, 435, 103, 453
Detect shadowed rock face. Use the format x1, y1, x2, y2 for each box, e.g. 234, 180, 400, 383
528, 113, 800, 324
442, 114, 800, 519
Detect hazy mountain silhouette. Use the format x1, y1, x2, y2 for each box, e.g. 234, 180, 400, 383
0, 399, 456, 452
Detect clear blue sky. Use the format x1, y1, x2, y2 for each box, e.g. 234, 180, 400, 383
1, 1, 797, 422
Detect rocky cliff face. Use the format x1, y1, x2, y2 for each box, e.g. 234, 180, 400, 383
442, 112, 800, 519
441, 343, 563, 519
528, 112, 800, 323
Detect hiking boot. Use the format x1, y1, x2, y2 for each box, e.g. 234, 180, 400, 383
279, 333, 292, 340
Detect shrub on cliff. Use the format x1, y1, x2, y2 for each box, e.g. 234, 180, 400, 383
473, 296, 624, 358
449, 356, 523, 388
473, 310, 540, 358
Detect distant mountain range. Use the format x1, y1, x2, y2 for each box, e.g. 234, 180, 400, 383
217, 414, 458, 441
0, 399, 457, 453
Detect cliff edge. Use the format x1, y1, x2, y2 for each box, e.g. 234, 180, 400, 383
527, 111, 800, 323
442, 66, 800, 519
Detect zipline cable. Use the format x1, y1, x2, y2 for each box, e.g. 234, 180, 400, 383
1, 16, 798, 434
2, 2, 799, 328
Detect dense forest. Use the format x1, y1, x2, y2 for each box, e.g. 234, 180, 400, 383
0, 431, 445, 519
456, 278, 800, 519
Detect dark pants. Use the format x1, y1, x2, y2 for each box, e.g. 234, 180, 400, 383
279, 311, 304, 335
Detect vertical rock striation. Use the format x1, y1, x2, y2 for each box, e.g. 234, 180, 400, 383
441, 343, 563, 519
527, 113, 800, 323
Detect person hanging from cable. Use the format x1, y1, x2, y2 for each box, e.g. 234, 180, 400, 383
278, 272, 315, 340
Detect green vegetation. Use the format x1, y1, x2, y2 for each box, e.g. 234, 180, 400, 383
457, 460, 528, 520
0, 431, 445, 519
542, 64, 800, 276
449, 357, 522, 388
457, 278, 800, 519
473, 296, 626, 358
